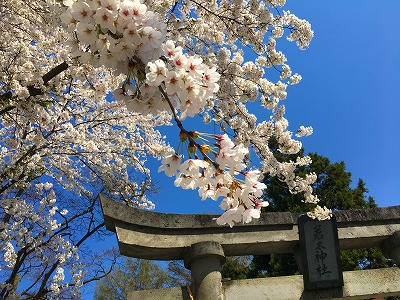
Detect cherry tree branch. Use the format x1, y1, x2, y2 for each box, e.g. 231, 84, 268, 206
158, 85, 219, 169
0, 61, 69, 115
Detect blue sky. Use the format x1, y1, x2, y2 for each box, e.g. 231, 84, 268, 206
283, 0, 400, 209
150, 0, 400, 214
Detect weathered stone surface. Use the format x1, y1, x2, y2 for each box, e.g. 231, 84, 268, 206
185, 242, 225, 300
100, 195, 400, 260
184, 241, 225, 269
101, 194, 296, 231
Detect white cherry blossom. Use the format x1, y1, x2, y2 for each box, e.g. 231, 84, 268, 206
216, 206, 245, 227
158, 152, 181, 177
163, 40, 183, 59
76, 22, 97, 45
146, 59, 167, 86
131, 0, 147, 21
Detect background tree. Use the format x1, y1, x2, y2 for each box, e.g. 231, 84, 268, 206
94, 258, 190, 300
220, 256, 252, 280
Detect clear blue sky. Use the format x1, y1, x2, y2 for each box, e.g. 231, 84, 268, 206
150, 0, 400, 214
84, 1, 400, 297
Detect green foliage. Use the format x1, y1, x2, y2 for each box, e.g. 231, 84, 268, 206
340, 248, 393, 271
250, 254, 299, 278
221, 257, 252, 280
94, 258, 190, 300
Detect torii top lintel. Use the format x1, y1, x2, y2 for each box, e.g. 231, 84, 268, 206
100, 194, 400, 261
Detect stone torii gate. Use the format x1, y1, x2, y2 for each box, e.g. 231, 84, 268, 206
100, 195, 400, 300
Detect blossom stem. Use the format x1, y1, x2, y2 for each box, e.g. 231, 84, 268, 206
158, 85, 219, 169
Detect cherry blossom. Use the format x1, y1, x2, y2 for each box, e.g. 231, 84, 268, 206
216, 206, 244, 227
163, 40, 183, 59
158, 152, 182, 177
146, 59, 168, 86
71, 1, 93, 22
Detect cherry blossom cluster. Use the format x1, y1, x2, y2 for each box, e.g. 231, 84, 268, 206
165, 0, 330, 220
61, 0, 166, 74
61, 0, 221, 120
0, 0, 69, 105
159, 133, 269, 226
114, 40, 220, 118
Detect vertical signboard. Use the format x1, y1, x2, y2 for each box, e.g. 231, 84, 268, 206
298, 214, 344, 290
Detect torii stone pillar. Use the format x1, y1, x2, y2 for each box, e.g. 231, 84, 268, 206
185, 241, 225, 299
100, 195, 400, 299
